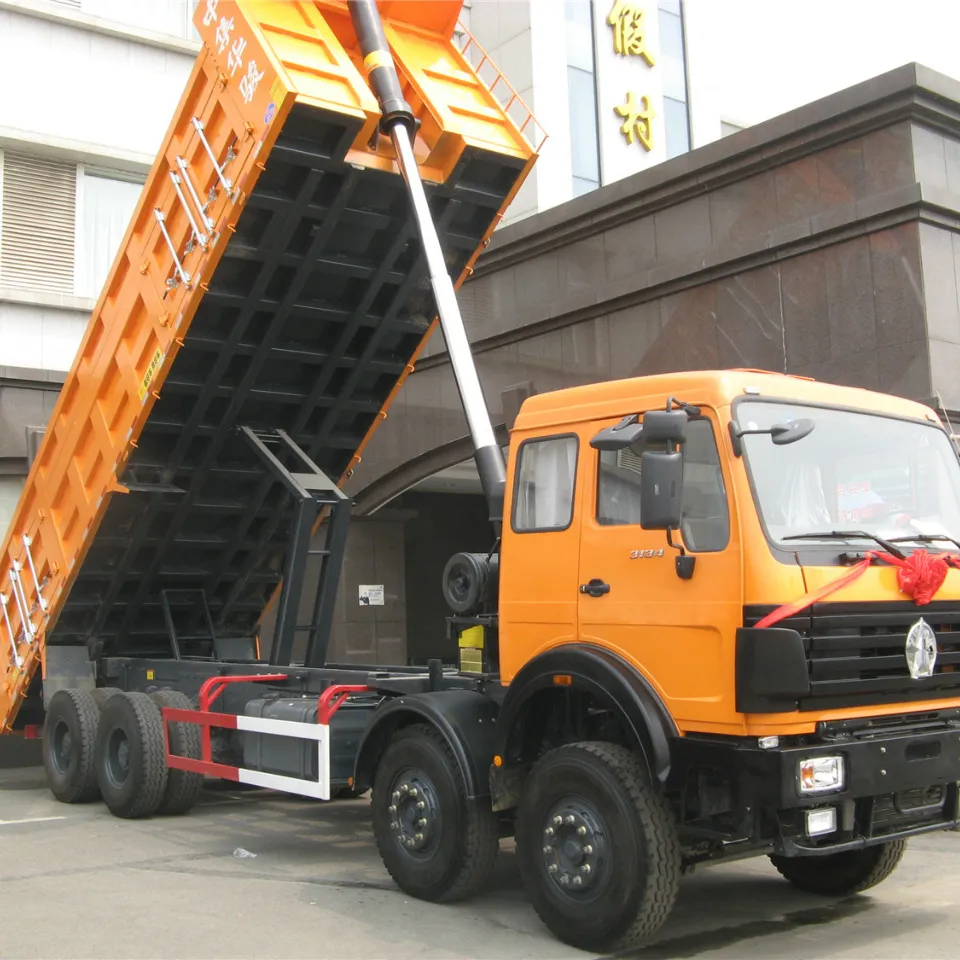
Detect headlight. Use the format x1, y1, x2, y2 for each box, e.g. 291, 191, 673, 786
798, 755, 845, 794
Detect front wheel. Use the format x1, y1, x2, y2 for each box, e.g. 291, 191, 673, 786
770, 840, 907, 896
372, 723, 498, 902
516, 741, 681, 954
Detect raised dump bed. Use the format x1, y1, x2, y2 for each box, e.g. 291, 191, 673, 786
0, 0, 539, 732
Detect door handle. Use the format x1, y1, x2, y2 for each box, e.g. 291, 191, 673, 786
579, 579, 610, 597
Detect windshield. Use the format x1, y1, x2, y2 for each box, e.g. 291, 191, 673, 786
737, 401, 960, 547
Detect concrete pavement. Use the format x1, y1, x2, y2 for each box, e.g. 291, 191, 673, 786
0, 765, 958, 959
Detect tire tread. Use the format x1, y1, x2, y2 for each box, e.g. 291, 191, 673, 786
97, 692, 168, 819
43, 689, 101, 804
149, 690, 203, 815
520, 741, 681, 952
770, 839, 906, 897
374, 722, 499, 903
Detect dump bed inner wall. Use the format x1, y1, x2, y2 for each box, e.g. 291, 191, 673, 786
50, 100, 525, 657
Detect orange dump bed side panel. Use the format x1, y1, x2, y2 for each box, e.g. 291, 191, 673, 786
0, 0, 540, 731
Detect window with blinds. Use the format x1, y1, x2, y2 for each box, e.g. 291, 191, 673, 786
0, 152, 77, 294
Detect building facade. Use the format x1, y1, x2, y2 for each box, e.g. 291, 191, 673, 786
0, 0, 200, 533
2, 1, 960, 666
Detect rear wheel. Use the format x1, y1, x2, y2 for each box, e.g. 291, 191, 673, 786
770, 840, 907, 896
516, 741, 681, 954
95, 692, 168, 819
42, 689, 101, 803
372, 723, 498, 902
149, 690, 203, 815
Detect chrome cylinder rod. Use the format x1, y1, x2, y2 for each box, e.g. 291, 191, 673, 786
347, 0, 506, 522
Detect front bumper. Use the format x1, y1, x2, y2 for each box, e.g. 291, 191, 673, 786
677, 723, 960, 856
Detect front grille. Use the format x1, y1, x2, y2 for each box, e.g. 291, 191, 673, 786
871, 786, 947, 832
746, 601, 960, 710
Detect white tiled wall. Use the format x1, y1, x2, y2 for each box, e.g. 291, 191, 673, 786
0, 10, 194, 159
0, 476, 25, 543
0, 302, 87, 371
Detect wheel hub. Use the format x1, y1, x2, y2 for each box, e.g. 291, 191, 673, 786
387, 769, 441, 856
540, 798, 605, 893
105, 727, 131, 788
51, 720, 73, 774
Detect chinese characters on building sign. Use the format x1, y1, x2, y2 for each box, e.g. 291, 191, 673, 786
201, 0, 264, 105
608, 1, 656, 152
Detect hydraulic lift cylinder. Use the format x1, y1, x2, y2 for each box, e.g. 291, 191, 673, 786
347, 0, 508, 526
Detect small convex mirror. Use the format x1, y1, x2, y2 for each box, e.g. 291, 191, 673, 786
590, 416, 644, 451
770, 418, 815, 445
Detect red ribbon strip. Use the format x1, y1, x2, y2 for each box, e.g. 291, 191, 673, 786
755, 549, 960, 629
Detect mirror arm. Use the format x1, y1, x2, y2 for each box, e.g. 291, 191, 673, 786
727, 421, 774, 457
666, 528, 696, 580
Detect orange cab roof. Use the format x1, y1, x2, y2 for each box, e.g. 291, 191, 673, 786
513, 369, 941, 432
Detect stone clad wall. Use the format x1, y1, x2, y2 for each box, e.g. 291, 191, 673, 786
346, 64, 960, 510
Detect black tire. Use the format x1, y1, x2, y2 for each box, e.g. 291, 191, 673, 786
91, 687, 123, 711
516, 741, 681, 954
372, 723, 499, 902
42, 689, 102, 803
149, 690, 203, 815
95, 692, 168, 819
770, 840, 907, 897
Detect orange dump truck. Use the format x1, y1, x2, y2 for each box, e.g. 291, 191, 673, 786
5, 1, 960, 954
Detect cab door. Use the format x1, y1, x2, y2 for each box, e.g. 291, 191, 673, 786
499, 431, 584, 682
576, 408, 742, 728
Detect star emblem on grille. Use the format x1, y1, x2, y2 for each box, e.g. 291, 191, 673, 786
905, 618, 938, 679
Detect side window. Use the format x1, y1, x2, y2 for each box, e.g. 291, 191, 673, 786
596, 418, 730, 552
512, 435, 579, 532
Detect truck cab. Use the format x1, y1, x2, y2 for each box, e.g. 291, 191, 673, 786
487, 369, 960, 948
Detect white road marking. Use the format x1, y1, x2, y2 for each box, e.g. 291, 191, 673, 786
0, 816, 67, 825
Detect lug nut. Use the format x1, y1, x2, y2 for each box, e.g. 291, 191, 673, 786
564, 815, 575, 825
390, 821, 400, 831
414, 833, 423, 842
553, 816, 563, 826
544, 827, 555, 838
581, 864, 591, 875
572, 876, 583, 887
559, 874, 570, 885
392, 791, 400, 801
409, 788, 419, 798
576, 825, 587, 837
416, 801, 426, 811
388, 805, 397, 814
542, 845, 553, 854
583, 844, 593, 855
548, 864, 558, 874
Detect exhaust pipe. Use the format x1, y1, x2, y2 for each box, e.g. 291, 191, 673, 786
347, 0, 507, 529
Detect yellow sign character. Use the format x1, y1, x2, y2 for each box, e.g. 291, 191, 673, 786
615, 92, 655, 151
608, 1, 655, 65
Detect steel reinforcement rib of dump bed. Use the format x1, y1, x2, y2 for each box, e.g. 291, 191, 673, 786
0, 0, 540, 731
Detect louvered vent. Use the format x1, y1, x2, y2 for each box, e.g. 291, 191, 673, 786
1, 153, 76, 293
617, 448, 643, 473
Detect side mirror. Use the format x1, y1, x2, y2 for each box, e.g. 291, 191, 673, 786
641, 409, 688, 444
640, 450, 683, 530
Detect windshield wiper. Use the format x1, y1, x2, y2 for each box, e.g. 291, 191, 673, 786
889, 533, 960, 553
781, 530, 906, 559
